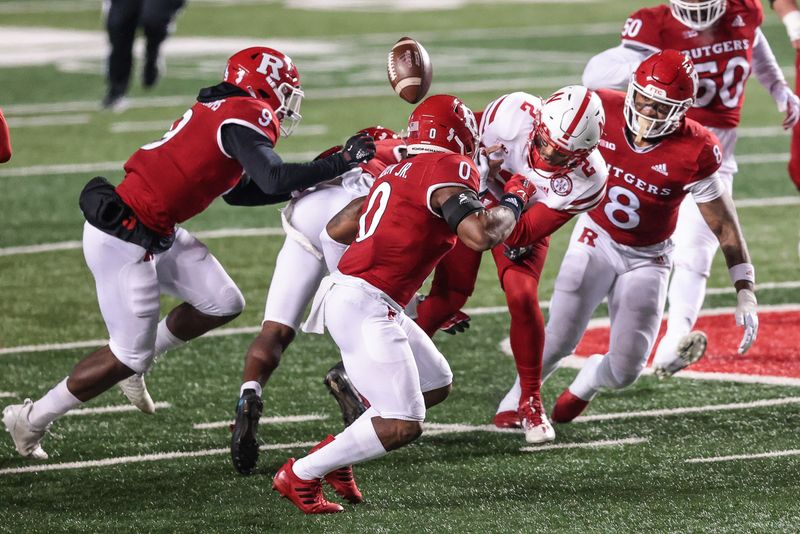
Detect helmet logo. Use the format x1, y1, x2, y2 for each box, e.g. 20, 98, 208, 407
256, 53, 286, 83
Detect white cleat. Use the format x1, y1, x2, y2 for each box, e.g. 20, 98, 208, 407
519, 396, 556, 444
118, 374, 156, 414
654, 331, 708, 379
3, 400, 49, 460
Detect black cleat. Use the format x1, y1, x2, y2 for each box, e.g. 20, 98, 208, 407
230, 389, 263, 475
323, 361, 367, 427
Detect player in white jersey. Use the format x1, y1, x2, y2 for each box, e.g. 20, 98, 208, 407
416, 86, 608, 443
580, 0, 798, 377
496, 50, 758, 425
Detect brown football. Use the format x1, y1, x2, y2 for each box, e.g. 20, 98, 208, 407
387, 37, 433, 104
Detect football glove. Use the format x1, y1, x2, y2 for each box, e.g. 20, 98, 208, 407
440, 310, 471, 335
770, 82, 800, 130
735, 288, 758, 355
503, 244, 533, 262
341, 132, 376, 167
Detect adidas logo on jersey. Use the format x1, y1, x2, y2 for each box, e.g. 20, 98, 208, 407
731, 15, 745, 28
651, 163, 669, 176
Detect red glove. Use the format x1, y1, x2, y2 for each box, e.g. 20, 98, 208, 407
499, 173, 536, 219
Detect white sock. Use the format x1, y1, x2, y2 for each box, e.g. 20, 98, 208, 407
240, 381, 262, 397
653, 268, 707, 367
568, 354, 604, 400
153, 318, 186, 357
292, 407, 387, 480
28, 378, 82, 431
495, 375, 521, 414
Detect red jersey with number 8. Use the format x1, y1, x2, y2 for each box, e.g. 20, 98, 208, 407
589, 90, 722, 246
116, 97, 280, 235
619, 0, 763, 128
337, 152, 480, 307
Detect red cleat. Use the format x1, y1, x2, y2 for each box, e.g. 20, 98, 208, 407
551, 389, 591, 423
272, 458, 344, 514
492, 410, 522, 429
309, 435, 363, 504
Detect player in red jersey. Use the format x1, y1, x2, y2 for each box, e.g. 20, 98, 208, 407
0, 107, 11, 163
2, 47, 376, 460
228, 128, 405, 475
406, 87, 607, 445
497, 51, 758, 424
581, 0, 797, 377
271, 95, 536, 514
771, 0, 800, 191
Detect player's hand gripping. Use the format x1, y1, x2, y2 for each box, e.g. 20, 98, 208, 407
498, 173, 536, 220
475, 144, 504, 196
735, 288, 759, 355
770, 82, 800, 130
341, 132, 376, 166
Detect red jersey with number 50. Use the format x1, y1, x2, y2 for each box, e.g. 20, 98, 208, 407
337, 152, 480, 307
620, 0, 763, 128
589, 90, 722, 246
116, 97, 280, 235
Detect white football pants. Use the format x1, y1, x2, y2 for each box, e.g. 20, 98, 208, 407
316, 275, 453, 421
262, 184, 361, 331
653, 126, 736, 366
83, 222, 244, 374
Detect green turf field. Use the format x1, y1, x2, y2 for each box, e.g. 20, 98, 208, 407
1, 0, 799, 532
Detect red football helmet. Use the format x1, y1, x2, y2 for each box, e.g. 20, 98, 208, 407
224, 47, 304, 136
357, 126, 399, 141
406, 94, 478, 156
625, 50, 698, 139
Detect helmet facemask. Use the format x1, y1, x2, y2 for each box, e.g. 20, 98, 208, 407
529, 123, 591, 179
624, 80, 692, 140
669, 0, 726, 31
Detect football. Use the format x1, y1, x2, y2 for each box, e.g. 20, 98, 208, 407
387, 37, 433, 104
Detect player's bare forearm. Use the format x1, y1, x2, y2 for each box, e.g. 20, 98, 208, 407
772, 0, 799, 18
456, 206, 517, 251
698, 195, 753, 291
326, 196, 366, 245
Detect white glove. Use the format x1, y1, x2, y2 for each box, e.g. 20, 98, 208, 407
475, 149, 491, 196
770, 82, 800, 129
735, 289, 758, 355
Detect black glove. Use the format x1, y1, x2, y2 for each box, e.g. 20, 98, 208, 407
340, 132, 376, 167
504, 244, 533, 262
440, 310, 471, 335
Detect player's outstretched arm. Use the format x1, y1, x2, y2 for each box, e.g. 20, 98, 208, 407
582, 45, 649, 91
751, 29, 800, 129
697, 193, 759, 354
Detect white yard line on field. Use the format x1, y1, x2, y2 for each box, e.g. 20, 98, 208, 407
65, 402, 171, 416
519, 436, 648, 453
737, 153, 790, 165
110, 121, 329, 136
737, 126, 790, 138
573, 397, 800, 423
0, 392, 17, 398
0, 440, 317, 476
685, 449, 800, 464
193, 413, 329, 430
6, 114, 91, 128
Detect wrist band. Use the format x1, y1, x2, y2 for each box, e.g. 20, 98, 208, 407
783, 10, 800, 41
729, 263, 755, 285
499, 193, 523, 220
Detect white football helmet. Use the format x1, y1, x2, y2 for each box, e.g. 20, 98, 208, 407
529, 85, 604, 177
669, 0, 726, 31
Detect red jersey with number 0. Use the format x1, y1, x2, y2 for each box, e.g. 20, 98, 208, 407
337, 152, 480, 307
116, 97, 280, 235
589, 90, 722, 246
620, 0, 763, 128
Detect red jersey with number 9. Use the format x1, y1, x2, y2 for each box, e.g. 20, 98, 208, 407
619, 0, 763, 128
337, 152, 480, 307
116, 96, 280, 235
589, 90, 722, 246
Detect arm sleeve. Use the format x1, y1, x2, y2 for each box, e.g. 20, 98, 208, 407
222, 175, 292, 206
221, 123, 350, 195
0, 109, 11, 163
504, 202, 575, 247
686, 172, 725, 203
751, 28, 788, 93
582, 45, 650, 90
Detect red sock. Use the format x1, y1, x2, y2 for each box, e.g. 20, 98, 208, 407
503, 270, 545, 403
